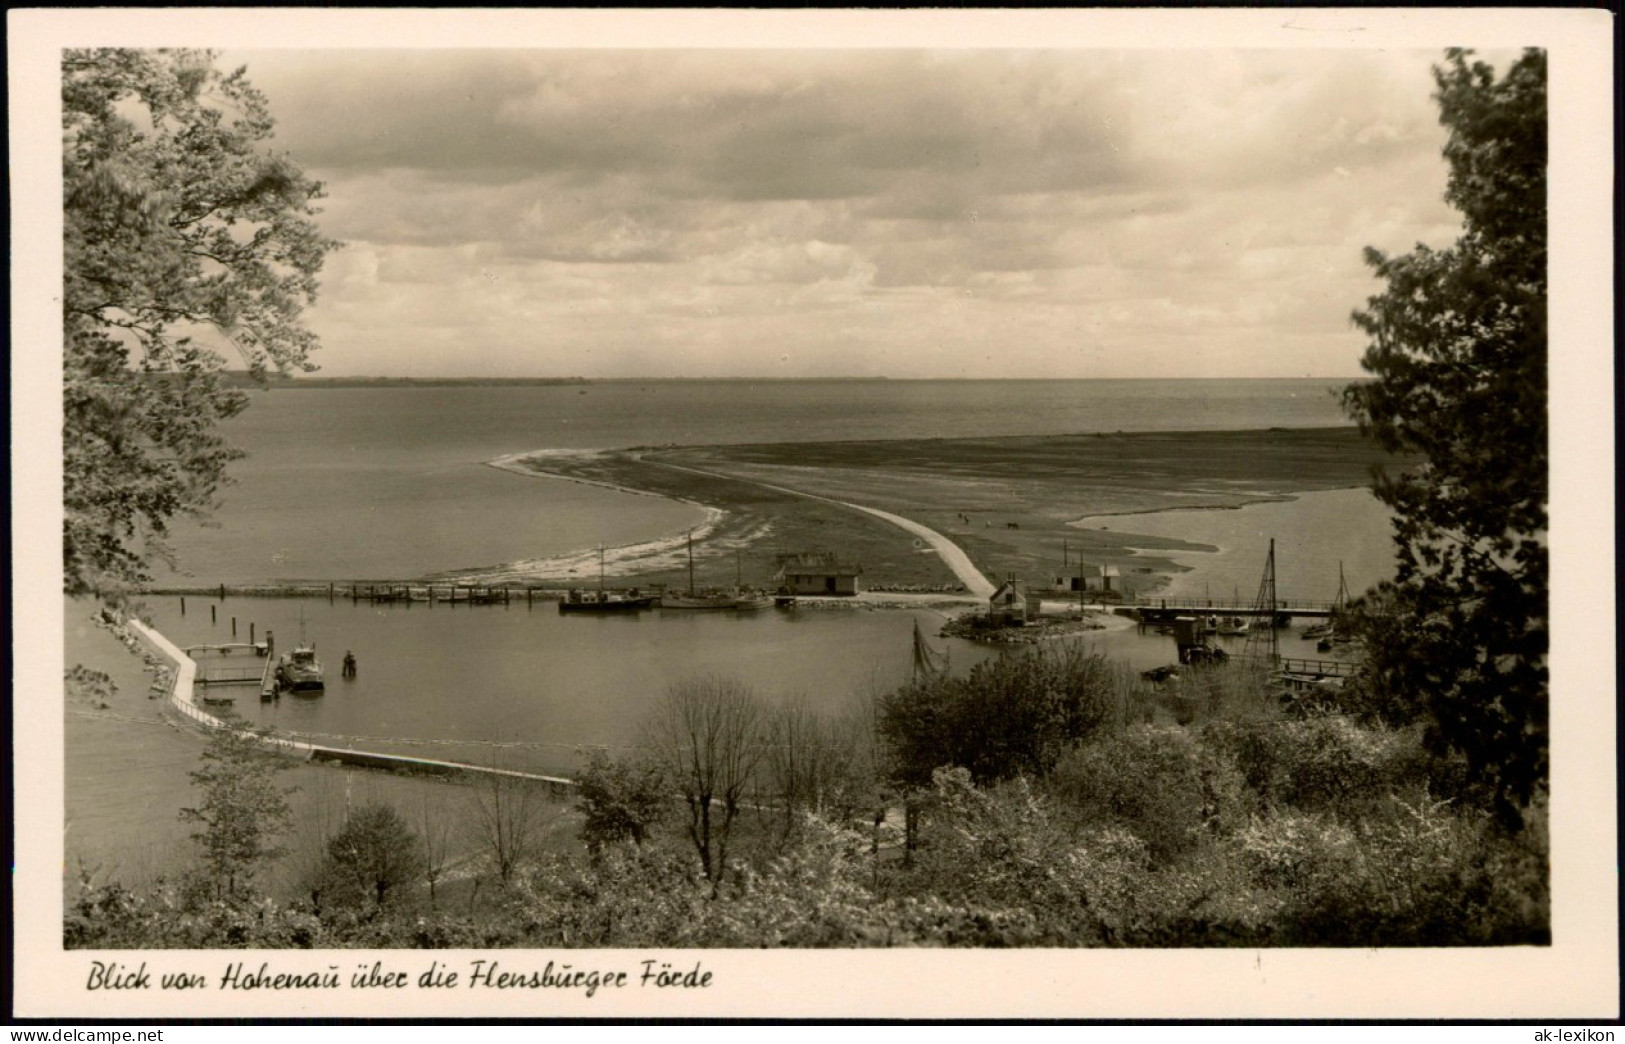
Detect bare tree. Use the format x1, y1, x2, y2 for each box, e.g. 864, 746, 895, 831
282, 774, 348, 913
764, 693, 884, 844
416, 787, 458, 909
646, 675, 767, 888
468, 768, 550, 886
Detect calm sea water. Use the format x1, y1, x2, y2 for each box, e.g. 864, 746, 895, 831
70, 378, 1376, 870
158, 379, 1354, 581
129, 597, 1001, 777
1081, 488, 1397, 605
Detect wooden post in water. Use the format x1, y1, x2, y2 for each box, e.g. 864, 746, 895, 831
231, 616, 237, 637
328, 583, 334, 604
250, 622, 255, 645
219, 583, 226, 601
180, 596, 186, 616
211, 605, 217, 624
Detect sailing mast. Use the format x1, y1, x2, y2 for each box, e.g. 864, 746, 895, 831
1241, 538, 1279, 670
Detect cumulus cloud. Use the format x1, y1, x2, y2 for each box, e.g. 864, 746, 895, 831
228, 47, 1461, 378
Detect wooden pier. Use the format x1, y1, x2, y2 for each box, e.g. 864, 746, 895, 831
1278, 656, 1357, 680
1129, 599, 1335, 626
185, 642, 277, 702
350, 583, 517, 605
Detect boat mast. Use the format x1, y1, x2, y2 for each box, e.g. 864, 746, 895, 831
1242, 538, 1279, 670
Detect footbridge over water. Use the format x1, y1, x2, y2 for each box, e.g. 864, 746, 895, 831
1129, 598, 1337, 625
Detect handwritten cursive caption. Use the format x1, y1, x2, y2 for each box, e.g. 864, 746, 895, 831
84, 959, 712, 999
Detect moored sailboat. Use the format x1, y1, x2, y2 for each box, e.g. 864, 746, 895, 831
661, 531, 738, 610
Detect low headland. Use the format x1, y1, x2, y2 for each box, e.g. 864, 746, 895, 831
455, 426, 1411, 599
138, 426, 1409, 602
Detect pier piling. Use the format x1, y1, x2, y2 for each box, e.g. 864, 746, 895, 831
211, 605, 217, 624
180, 596, 186, 616
250, 622, 255, 645
231, 616, 237, 637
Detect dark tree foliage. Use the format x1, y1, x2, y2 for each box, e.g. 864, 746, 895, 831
878, 645, 1115, 789
1342, 49, 1547, 825
575, 749, 671, 850
321, 803, 425, 909
63, 49, 338, 598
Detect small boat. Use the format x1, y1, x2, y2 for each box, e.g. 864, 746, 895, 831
274, 644, 325, 694
662, 531, 740, 610
558, 547, 655, 614
730, 591, 773, 611
726, 551, 772, 610
559, 590, 656, 613
661, 590, 738, 610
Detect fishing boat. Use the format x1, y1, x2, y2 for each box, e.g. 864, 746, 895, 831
661, 531, 739, 610
558, 547, 656, 614
559, 590, 655, 613
273, 610, 325, 694
274, 644, 325, 694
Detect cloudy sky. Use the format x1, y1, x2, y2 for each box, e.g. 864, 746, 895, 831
223, 47, 1466, 379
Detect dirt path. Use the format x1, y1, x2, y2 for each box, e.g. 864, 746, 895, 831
642, 456, 996, 599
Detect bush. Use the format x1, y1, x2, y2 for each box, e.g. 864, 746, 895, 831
318, 802, 424, 910
1205, 714, 1428, 814
879, 644, 1117, 789
1047, 725, 1253, 863
1237, 794, 1550, 946
574, 750, 670, 850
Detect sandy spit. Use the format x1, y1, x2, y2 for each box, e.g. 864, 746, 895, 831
447, 451, 727, 583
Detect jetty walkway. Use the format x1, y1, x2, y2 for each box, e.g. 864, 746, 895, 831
127, 617, 577, 795
1128, 598, 1337, 622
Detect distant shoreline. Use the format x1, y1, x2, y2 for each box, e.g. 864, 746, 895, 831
233, 374, 1369, 388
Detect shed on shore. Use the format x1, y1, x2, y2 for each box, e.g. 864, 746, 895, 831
774, 551, 862, 596
989, 576, 1042, 625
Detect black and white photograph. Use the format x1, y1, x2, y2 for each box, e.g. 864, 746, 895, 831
10, 8, 1616, 1021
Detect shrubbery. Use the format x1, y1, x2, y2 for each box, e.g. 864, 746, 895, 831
67, 650, 1548, 949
